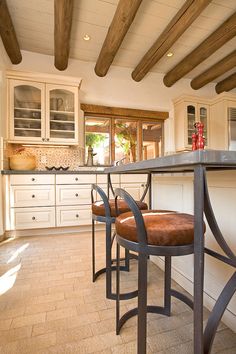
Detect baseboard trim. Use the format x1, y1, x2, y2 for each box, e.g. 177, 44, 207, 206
151, 256, 236, 332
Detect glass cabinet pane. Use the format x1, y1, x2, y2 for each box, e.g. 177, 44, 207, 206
115, 120, 137, 163
14, 85, 42, 138
142, 122, 163, 159
187, 105, 196, 145
199, 107, 207, 145
49, 89, 75, 140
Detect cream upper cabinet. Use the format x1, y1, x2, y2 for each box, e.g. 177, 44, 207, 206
174, 96, 209, 152
46, 84, 78, 144
7, 71, 82, 145
9, 80, 45, 143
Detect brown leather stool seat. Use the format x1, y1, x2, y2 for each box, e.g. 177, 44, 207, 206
116, 210, 197, 246
92, 199, 148, 217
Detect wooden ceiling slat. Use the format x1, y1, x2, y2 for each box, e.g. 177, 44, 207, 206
94, 0, 143, 77
215, 73, 236, 94
191, 50, 236, 89
54, 0, 73, 71
0, 0, 22, 64
131, 0, 211, 82
163, 11, 236, 87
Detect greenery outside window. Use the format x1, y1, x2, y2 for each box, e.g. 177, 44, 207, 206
83, 105, 168, 166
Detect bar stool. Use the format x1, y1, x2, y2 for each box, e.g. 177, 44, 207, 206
91, 175, 150, 300
114, 188, 203, 354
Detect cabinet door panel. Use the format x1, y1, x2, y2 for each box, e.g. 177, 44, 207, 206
56, 185, 91, 205
10, 174, 55, 185
10, 185, 55, 207
56, 206, 91, 226
9, 80, 45, 143
11, 207, 55, 230
56, 174, 96, 184
46, 84, 78, 144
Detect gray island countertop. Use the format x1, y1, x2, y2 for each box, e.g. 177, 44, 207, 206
105, 150, 236, 174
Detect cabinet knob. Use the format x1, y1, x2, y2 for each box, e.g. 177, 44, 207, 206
75, 193, 78, 197
32, 178, 35, 182
32, 194, 35, 198
76, 214, 79, 218
141, 184, 144, 187
46, 138, 49, 141
32, 216, 36, 220
42, 138, 45, 142
75, 177, 78, 181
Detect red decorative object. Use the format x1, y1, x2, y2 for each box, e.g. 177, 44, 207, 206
196, 122, 205, 150
192, 122, 205, 150
192, 133, 197, 151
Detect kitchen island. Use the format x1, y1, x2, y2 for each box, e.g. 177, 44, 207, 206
106, 150, 236, 354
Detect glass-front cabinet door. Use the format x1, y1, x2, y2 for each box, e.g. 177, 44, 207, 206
46, 84, 78, 143
9, 80, 45, 142
199, 106, 208, 146
187, 104, 196, 146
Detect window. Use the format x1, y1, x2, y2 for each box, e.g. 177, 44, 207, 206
83, 105, 167, 166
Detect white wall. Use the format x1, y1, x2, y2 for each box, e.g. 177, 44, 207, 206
152, 172, 236, 332
13, 50, 217, 153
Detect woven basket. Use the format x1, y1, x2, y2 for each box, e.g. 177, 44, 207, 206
9, 155, 36, 170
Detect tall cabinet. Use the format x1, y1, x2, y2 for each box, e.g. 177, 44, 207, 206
7, 71, 82, 145
173, 96, 209, 152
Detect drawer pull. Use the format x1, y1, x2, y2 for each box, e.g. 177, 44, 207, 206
32, 194, 35, 198
32, 178, 35, 182
32, 216, 36, 220
76, 214, 79, 218
75, 177, 78, 181
75, 193, 79, 197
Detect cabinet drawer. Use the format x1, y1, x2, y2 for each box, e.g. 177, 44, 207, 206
56, 185, 91, 205
120, 174, 147, 183
11, 207, 55, 230
56, 206, 92, 227
10, 174, 55, 185
56, 174, 96, 185
10, 185, 55, 207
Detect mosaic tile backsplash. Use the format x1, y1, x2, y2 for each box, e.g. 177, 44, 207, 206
8, 144, 85, 171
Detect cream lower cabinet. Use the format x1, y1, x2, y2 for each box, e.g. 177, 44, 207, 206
120, 174, 149, 204
9, 174, 55, 230
55, 174, 96, 227
7, 173, 148, 231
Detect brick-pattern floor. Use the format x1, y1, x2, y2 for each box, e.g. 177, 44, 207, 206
0, 232, 235, 353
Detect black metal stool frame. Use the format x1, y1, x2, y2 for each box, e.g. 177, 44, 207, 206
114, 188, 195, 354
91, 174, 151, 300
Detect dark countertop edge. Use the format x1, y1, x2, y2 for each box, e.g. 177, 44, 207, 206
105, 150, 236, 173
1, 170, 107, 175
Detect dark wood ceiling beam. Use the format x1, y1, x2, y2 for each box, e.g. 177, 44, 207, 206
131, 0, 211, 82
54, 0, 73, 71
0, 0, 22, 64
94, 0, 143, 77
163, 11, 236, 87
81, 104, 169, 120
191, 50, 236, 89
215, 73, 236, 94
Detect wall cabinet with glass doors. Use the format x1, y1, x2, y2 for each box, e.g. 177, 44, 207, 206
7, 72, 81, 145
173, 96, 209, 152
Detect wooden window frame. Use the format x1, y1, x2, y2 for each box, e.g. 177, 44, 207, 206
82, 104, 169, 165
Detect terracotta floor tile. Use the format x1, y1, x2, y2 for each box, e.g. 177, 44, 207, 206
0, 231, 235, 353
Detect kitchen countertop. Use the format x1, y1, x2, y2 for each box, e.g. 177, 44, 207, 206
105, 150, 236, 173
1, 168, 107, 175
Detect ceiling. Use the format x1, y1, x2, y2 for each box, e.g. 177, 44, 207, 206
6, 0, 236, 82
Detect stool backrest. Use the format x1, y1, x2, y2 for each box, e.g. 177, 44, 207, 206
91, 184, 112, 218
115, 187, 148, 245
